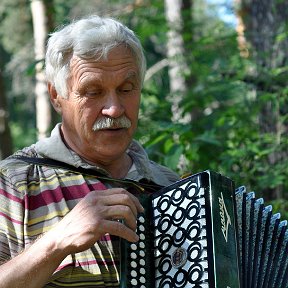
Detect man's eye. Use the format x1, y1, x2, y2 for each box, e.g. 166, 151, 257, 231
86, 90, 102, 96
121, 89, 132, 93
119, 84, 133, 93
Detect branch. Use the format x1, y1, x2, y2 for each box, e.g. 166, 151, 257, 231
144, 58, 169, 82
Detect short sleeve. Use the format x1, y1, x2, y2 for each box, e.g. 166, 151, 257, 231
0, 168, 25, 262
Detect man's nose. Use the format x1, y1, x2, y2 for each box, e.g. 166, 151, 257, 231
101, 91, 125, 118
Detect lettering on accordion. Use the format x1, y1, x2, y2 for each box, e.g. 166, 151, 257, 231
218, 192, 232, 243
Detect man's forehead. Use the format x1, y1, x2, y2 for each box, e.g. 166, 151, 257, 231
70, 53, 138, 73
73, 44, 135, 61
69, 54, 140, 82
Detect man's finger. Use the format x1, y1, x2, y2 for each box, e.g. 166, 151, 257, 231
101, 219, 139, 243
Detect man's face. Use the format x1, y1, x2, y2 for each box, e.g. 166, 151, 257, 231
57, 45, 141, 165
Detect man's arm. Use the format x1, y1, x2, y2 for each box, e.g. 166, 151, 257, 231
0, 231, 66, 288
0, 188, 144, 288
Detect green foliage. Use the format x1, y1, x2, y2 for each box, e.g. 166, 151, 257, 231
0, 0, 287, 216
136, 1, 288, 218
10, 122, 37, 152
0, 0, 33, 54
269, 199, 288, 220
7, 92, 37, 151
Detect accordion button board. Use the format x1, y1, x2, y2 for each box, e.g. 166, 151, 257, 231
120, 170, 288, 288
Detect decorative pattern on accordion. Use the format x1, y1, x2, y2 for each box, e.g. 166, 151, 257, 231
122, 171, 239, 288
152, 178, 209, 287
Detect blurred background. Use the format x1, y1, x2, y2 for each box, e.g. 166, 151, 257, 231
0, 0, 287, 216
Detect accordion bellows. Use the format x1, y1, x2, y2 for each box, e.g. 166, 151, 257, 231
120, 170, 288, 288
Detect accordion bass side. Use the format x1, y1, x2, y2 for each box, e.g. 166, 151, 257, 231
120, 171, 288, 288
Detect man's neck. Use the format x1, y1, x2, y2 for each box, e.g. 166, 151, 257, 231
82, 153, 133, 179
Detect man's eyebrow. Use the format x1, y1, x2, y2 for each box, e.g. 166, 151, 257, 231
125, 71, 139, 80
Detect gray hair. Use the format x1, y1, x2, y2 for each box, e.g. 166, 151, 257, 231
45, 15, 146, 98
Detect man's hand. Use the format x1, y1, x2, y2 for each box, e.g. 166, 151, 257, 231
46, 188, 144, 255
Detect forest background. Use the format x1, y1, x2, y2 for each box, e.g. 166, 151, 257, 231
0, 0, 287, 217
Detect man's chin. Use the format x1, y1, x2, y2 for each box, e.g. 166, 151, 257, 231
91, 134, 132, 151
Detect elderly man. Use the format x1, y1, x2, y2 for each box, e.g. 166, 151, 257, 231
0, 15, 179, 287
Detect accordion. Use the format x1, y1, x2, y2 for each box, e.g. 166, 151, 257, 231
120, 170, 288, 288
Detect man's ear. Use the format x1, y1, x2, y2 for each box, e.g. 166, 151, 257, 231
48, 83, 62, 114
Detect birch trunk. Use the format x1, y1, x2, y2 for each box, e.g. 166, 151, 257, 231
164, 0, 190, 123
30, 0, 51, 139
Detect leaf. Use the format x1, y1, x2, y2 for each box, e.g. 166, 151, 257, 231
164, 145, 183, 170
195, 131, 221, 146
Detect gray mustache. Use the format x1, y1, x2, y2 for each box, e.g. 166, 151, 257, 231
92, 116, 132, 131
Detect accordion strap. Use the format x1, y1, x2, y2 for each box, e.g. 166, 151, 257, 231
14, 156, 163, 194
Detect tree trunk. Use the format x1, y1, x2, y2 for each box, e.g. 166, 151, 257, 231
164, 0, 190, 123
0, 69, 13, 159
30, 0, 52, 139
43, 0, 60, 128
234, 0, 249, 58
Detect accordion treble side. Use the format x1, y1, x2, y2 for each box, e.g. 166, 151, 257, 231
120, 171, 240, 287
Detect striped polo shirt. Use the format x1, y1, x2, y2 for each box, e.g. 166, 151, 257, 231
0, 124, 179, 287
